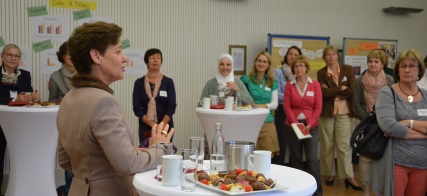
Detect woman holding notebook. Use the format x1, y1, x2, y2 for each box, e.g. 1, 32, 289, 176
283, 55, 322, 196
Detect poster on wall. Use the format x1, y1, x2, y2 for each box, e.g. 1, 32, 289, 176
39, 48, 61, 75
30, 15, 71, 42
343, 38, 397, 76
268, 34, 330, 79
122, 49, 147, 75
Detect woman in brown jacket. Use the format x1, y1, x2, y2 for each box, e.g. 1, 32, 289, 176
317, 46, 362, 191
57, 22, 174, 196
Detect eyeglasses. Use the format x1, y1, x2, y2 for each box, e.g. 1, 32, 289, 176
4, 53, 21, 59
399, 64, 419, 70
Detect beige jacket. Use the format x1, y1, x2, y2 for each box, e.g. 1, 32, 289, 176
57, 75, 163, 196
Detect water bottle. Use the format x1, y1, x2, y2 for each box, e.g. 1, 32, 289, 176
235, 91, 242, 111
210, 123, 225, 174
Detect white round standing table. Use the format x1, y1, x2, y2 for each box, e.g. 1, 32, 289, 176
0, 105, 59, 196
195, 107, 269, 152
133, 161, 316, 196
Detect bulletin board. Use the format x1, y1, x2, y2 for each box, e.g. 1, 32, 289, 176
268, 34, 330, 79
343, 37, 397, 76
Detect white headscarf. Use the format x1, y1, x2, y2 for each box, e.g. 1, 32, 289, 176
215, 53, 234, 89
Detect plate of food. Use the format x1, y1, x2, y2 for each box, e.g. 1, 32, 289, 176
26, 101, 59, 108
234, 104, 252, 111
189, 169, 288, 195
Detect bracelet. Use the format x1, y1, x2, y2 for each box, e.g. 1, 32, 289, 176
410, 119, 414, 130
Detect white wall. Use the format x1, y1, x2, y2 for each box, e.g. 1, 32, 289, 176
1, 0, 427, 155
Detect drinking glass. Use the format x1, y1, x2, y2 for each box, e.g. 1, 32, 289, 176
156, 142, 174, 182
180, 149, 197, 192
189, 137, 204, 171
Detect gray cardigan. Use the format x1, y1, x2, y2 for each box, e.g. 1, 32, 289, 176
353, 73, 394, 120
198, 78, 254, 107
372, 86, 427, 195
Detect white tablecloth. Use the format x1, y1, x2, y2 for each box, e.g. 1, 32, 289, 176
133, 161, 316, 196
0, 105, 59, 196
195, 107, 269, 152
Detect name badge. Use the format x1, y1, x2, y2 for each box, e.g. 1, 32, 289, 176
265, 87, 271, 91
160, 91, 167, 97
417, 109, 427, 116
306, 91, 314, 96
219, 92, 225, 97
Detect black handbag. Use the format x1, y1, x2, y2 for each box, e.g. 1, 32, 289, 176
350, 86, 395, 160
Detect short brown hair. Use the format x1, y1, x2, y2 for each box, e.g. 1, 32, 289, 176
367, 49, 388, 69
67, 22, 122, 74
291, 55, 310, 75
1, 44, 21, 55
322, 45, 339, 60
393, 49, 425, 82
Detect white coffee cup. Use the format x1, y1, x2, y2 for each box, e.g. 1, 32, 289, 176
199, 97, 210, 109
224, 98, 234, 111
248, 150, 271, 178
226, 96, 234, 102
162, 155, 183, 187
210, 95, 219, 105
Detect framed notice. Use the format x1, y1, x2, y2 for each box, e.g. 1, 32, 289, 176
229, 45, 247, 75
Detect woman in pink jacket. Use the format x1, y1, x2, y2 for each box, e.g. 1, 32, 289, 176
284, 55, 322, 196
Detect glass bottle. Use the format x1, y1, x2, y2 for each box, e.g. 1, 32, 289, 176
210, 123, 225, 174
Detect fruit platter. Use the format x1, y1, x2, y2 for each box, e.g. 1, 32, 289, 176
191, 168, 288, 195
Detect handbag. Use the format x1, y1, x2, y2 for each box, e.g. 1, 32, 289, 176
350, 86, 395, 160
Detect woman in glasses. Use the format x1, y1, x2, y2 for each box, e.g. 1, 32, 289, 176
0, 44, 39, 194
353, 49, 394, 195
373, 49, 427, 196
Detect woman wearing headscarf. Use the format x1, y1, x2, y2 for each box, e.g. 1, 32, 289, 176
133, 48, 177, 148
199, 53, 253, 106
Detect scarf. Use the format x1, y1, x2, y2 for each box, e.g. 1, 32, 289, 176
362, 70, 386, 112
1, 65, 21, 91
144, 73, 162, 123
215, 53, 234, 90
59, 64, 76, 91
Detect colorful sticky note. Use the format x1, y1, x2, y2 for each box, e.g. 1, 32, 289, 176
27, 6, 48, 17
121, 39, 131, 49
33, 40, 53, 53
0, 37, 5, 47
49, 0, 97, 11
73, 9, 91, 20
360, 43, 378, 50
348, 48, 358, 55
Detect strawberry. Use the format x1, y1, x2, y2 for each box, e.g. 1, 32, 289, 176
221, 184, 228, 190
245, 185, 252, 192
201, 179, 208, 185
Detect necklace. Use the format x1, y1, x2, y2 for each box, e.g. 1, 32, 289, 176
398, 83, 419, 103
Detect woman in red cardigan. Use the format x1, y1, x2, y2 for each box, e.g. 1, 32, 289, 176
284, 55, 322, 196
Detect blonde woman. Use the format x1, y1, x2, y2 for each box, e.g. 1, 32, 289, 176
240, 51, 280, 161
317, 45, 362, 191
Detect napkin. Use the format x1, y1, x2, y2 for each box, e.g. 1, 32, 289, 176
8, 101, 30, 106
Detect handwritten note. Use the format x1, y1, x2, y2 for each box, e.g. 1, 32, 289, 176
360, 43, 378, 50
121, 39, 131, 49
27, 6, 48, 17
0, 37, 5, 47
33, 40, 53, 53
49, 0, 97, 10
73, 9, 91, 20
